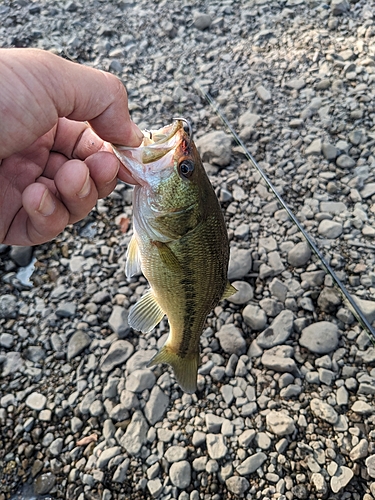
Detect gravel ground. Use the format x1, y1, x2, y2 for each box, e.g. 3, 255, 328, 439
1, 0, 375, 499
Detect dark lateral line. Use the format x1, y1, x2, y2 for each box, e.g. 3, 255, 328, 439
195, 81, 375, 341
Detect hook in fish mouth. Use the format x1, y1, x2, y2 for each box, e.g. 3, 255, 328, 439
173, 117, 193, 143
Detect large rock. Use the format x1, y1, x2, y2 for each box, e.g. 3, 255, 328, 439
196, 131, 232, 167
100, 340, 134, 372
256, 310, 294, 348
216, 324, 246, 355
266, 411, 295, 436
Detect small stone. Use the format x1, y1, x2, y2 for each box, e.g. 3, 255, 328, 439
125, 369, 156, 393
0, 333, 14, 348
351, 401, 373, 414
361, 183, 375, 199
262, 345, 297, 373
300, 322, 339, 354
317, 287, 341, 313
120, 410, 148, 456
269, 278, 288, 302
169, 461, 191, 489
205, 414, 224, 433
144, 386, 169, 425
288, 242, 311, 267
10, 246, 33, 267
236, 452, 267, 475
336, 154, 355, 169
322, 142, 338, 160
310, 398, 338, 424
97, 446, 121, 469
305, 138, 322, 156
353, 297, 375, 323
165, 446, 188, 463
100, 340, 134, 372
266, 411, 295, 436
366, 455, 375, 478
238, 429, 256, 447
26, 392, 47, 411
228, 248, 252, 280
193, 12, 212, 30
0, 295, 17, 319
349, 439, 368, 461
227, 281, 253, 305
330, 466, 353, 493
256, 85, 271, 103
318, 220, 343, 239
196, 131, 232, 167
226, 476, 250, 496
285, 78, 306, 90
256, 310, 294, 349
243, 304, 267, 331
206, 433, 227, 460
239, 111, 261, 129
216, 324, 246, 355
109, 306, 130, 337
331, 0, 350, 16
67, 331, 91, 360
55, 301, 76, 318
147, 478, 163, 498
48, 437, 63, 457
34, 473, 56, 495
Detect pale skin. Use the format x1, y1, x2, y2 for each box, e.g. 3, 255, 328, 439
0, 48, 142, 246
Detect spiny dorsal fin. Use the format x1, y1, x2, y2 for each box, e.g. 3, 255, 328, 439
125, 234, 142, 278
153, 241, 182, 272
148, 346, 199, 394
221, 282, 237, 300
128, 290, 165, 333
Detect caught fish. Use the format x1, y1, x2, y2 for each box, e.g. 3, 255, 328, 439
112, 118, 235, 393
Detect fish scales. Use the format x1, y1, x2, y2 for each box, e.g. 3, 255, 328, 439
112, 119, 235, 393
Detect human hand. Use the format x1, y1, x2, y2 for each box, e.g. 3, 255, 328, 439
0, 48, 143, 246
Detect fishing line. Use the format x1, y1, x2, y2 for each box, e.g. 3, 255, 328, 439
194, 81, 375, 340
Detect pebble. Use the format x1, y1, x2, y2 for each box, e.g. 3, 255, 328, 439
125, 369, 156, 392
97, 447, 122, 469
144, 386, 169, 425
266, 411, 295, 436
206, 434, 227, 460
196, 131, 232, 167
34, 473, 56, 495
287, 242, 311, 267
349, 439, 368, 461
256, 85, 271, 103
226, 476, 250, 496
120, 410, 148, 456
193, 12, 212, 31
330, 466, 354, 493
256, 310, 294, 348
261, 345, 297, 373
55, 301, 76, 318
25, 392, 47, 411
0, 294, 17, 319
236, 452, 267, 475
215, 324, 246, 355
227, 248, 252, 280
100, 340, 134, 372
317, 220, 343, 239
169, 461, 191, 489
108, 306, 130, 337
227, 281, 253, 304
165, 446, 188, 463
10, 246, 33, 267
310, 398, 338, 425
67, 331, 91, 360
299, 321, 339, 354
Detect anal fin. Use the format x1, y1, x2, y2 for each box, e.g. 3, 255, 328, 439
148, 346, 199, 394
128, 290, 165, 333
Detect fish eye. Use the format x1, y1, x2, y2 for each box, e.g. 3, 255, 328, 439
179, 159, 195, 178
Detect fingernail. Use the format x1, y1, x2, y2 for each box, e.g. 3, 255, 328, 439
38, 189, 55, 216
131, 122, 144, 144
78, 172, 91, 198
106, 162, 120, 186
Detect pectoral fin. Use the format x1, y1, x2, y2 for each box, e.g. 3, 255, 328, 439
153, 241, 182, 272
125, 234, 141, 278
128, 290, 165, 333
148, 345, 199, 394
221, 282, 237, 299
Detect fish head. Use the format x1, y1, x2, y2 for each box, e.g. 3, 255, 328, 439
113, 118, 213, 240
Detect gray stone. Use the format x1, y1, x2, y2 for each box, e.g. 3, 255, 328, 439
310, 398, 338, 424
26, 392, 47, 411
318, 220, 343, 239
100, 340, 134, 372
113, 458, 130, 483
366, 455, 375, 479
320, 202, 347, 214
125, 369, 156, 392
228, 248, 252, 280
144, 386, 169, 425
239, 111, 261, 129
243, 304, 267, 331
349, 439, 368, 461
305, 138, 322, 156
147, 478, 163, 498
120, 410, 148, 456
24, 346, 46, 363
317, 287, 341, 313
285, 78, 306, 90
109, 306, 130, 337
336, 154, 355, 169
238, 429, 256, 447
205, 414, 224, 433
1, 351, 24, 376
55, 301, 76, 318
10, 246, 33, 267
34, 473, 56, 495
322, 142, 338, 160
266, 411, 295, 436
97, 446, 122, 469
256, 310, 294, 349
226, 476, 250, 496
227, 281, 253, 305
48, 437, 63, 457
236, 452, 267, 475
300, 322, 339, 354
71, 417, 83, 433
216, 324, 246, 355
0, 294, 17, 319
256, 85, 271, 103
126, 349, 157, 372
0, 333, 14, 348
169, 461, 191, 489
288, 242, 311, 267
165, 446, 188, 463
353, 296, 375, 323
269, 278, 288, 302
67, 331, 91, 360
331, 0, 350, 16
351, 401, 373, 414
262, 345, 297, 373
361, 183, 375, 199
193, 13, 212, 31
206, 433, 227, 460
196, 131, 232, 167
330, 466, 353, 493
120, 389, 139, 410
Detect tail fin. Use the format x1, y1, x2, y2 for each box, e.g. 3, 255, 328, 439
148, 346, 199, 394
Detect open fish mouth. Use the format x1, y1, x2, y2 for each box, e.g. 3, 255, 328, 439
112, 118, 192, 184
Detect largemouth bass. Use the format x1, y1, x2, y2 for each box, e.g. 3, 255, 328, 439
112, 118, 235, 393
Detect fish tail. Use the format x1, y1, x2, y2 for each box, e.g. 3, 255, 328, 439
148, 345, 199, 394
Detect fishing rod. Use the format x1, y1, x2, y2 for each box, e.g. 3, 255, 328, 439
194, 81, 375, 341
